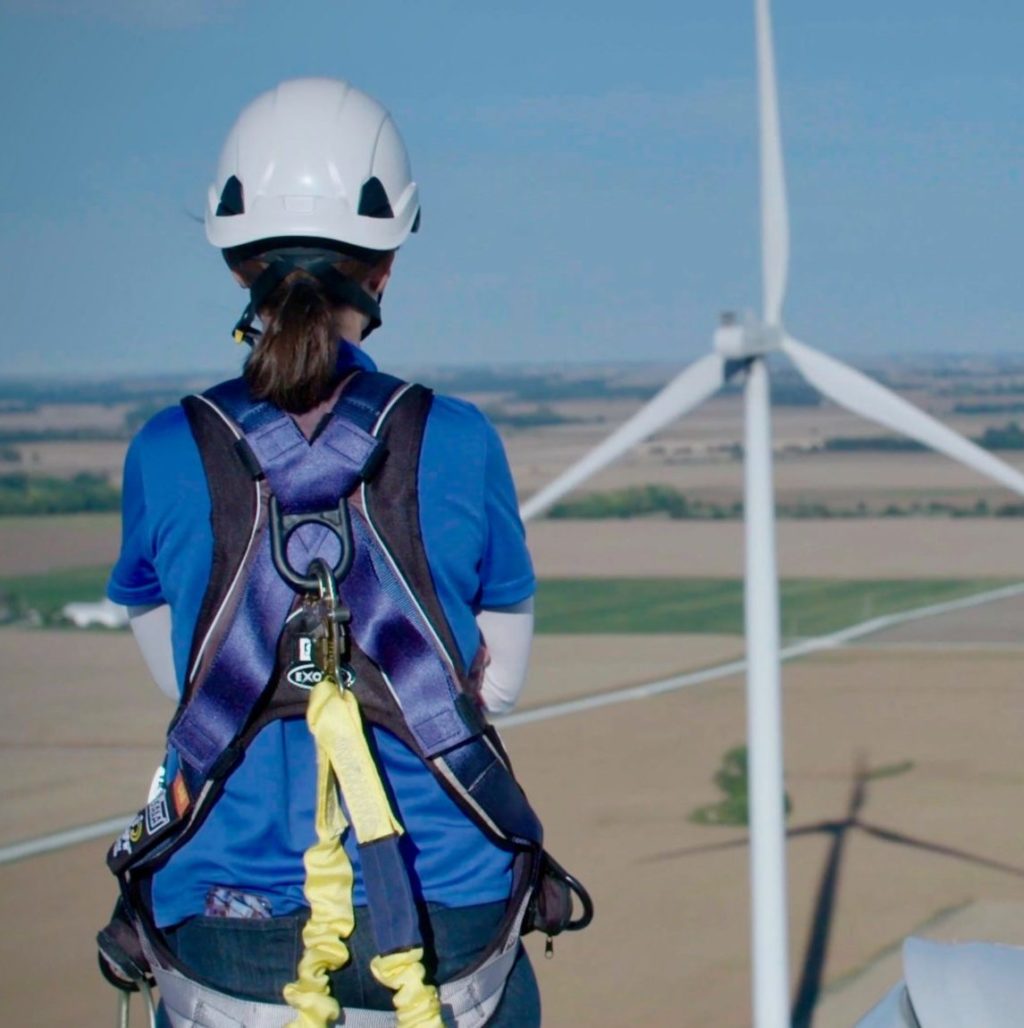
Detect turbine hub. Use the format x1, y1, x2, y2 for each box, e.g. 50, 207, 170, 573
713, 311, 783, 359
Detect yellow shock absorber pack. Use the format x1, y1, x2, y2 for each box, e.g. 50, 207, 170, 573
283, 674, 443, 1028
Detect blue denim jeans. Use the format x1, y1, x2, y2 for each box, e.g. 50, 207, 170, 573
156, 901, 540, 1026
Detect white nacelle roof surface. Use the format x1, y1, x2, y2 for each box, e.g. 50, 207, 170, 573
857, 937, 1024, 1027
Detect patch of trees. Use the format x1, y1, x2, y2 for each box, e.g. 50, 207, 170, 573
0, 472, 121, 515
822, 436, 926, 452
549, 486, 742, 520
546, 485, 1024, 521
423, 368, 660, 404
483, 405, 586, 430
953, 402, 1024, 415
0, 427, 127, 444
976, 421, 1024, 449
820, 422, 1024, 452
940, 382, 1024, 398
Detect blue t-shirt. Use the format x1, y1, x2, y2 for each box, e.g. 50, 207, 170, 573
109, 343, 535, 928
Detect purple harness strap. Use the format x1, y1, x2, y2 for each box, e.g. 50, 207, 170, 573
346, 511, 471, 756
169, 405, 379, 778
168, 382, 476, 783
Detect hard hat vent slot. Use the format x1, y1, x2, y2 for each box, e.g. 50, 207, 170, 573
216, 175, 246, 217
357, 177, 394, 219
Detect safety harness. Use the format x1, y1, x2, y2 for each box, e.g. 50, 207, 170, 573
98, 369, 591, 1027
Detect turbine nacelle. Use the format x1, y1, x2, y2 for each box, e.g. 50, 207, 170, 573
713, 311, 783, 360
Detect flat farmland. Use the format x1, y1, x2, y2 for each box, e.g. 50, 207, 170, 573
0, 514, 120, 576
0, 628, 169, 844
517, 644, 1024, 1027
501, 392, 1024, 508
527, 518, 1024, 579
4, 636, 1024, 1026
11, 439, 128, 480
5, 513, 1024, 581
513, 449, 1024, 508
0, 402, 132, 433
4, 361, 1024, 1024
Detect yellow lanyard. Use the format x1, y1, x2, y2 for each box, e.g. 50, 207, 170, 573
283, 675, 443, 1028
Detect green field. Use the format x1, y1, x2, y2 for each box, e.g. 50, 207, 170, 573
534, 577, 1012, 636
0, 565, 111, 622
1, 567, 1014, 639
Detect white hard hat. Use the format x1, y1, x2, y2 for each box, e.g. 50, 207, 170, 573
205, 77, 420, 254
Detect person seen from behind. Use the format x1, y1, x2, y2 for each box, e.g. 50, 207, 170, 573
101, 78, 568, 1028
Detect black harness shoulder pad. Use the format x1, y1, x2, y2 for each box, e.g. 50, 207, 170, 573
363, 383, 467, 676
181, 394, 259, 688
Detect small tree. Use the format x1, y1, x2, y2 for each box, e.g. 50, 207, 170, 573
690, 745, 792, 826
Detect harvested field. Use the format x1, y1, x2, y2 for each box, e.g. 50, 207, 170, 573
0, 629, 168, 844
5, 513, 1024, 582
0, 402, 132, 433
528, 518, 1024, 579
3, 623, 1024, 1025
517, 645, 1024, 1027
12, 440, 128, 480
525, 633, 743, 709
515, 450, 1024, 511
503, 394, 1024, 507
866, 591, 1024, 647
0, 514, 120, 575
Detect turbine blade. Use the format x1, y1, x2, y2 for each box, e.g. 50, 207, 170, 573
783, 336, 1024, 497
519, 352, 726, 521
756, 0, 790, 326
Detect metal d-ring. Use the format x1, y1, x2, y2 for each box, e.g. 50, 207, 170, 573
269, 495, 355, 593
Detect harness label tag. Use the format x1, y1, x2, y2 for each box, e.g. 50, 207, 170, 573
286, 635, 325, 690
145, 793, 171, 834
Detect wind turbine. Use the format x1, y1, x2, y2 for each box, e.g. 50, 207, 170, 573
519, 1, 1024, 1025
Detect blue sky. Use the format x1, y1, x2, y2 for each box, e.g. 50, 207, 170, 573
1, 0, 1022, 377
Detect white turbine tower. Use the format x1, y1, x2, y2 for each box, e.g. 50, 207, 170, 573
519, 2, 1024, 1025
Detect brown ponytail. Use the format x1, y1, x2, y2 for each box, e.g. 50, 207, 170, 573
231, 249, 390, 413
245, 276, 336, 412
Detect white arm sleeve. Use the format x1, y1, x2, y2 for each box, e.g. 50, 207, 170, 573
129, 600, 535, 712
475, 598, 534, 715
128, 603, 179, 701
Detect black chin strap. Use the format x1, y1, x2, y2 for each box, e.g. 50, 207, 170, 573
232, 252, 383, 346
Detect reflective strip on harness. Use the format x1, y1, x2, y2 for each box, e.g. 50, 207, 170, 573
437, 737, 543, 846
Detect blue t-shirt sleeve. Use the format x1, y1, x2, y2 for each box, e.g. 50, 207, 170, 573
478, 416, 535, 608
107, 428, 165, 607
